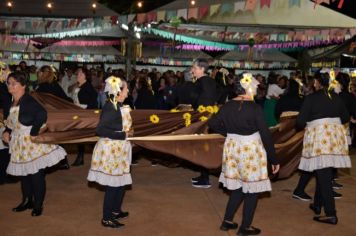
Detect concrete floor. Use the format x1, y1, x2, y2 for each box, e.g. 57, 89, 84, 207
0, 148, 355, 236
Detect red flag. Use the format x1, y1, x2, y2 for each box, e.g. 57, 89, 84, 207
338, 0, 344, 8
260, 0, 272, 8
198, 6, 209, 19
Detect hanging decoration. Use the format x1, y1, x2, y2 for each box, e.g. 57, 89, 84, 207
134, 42, 143, 58
121, 39, 126, 56
247, 38, 255, 61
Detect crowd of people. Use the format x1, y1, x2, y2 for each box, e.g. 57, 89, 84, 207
0, 59, 356, 235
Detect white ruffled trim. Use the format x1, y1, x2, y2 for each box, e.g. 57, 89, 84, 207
6, 146, 66, 176
299, 155, 351, 172
87, 170, 132, 187
219, 173, 271, 193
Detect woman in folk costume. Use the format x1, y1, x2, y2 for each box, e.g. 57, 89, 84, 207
208, 74, 280, 236
297, 70, 351, 225
87, 76, 132, 228
2, 71, 66, 216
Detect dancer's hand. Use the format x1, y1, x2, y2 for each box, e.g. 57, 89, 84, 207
2, 131, 10, 143
271, 164, 280, 174
126, 130, 134, 138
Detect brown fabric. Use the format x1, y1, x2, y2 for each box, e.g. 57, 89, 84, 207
1, 93, 304, 179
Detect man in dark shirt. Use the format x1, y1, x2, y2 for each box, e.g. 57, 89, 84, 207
190, 59, 217, 188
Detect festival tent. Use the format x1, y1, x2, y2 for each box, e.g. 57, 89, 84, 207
312, 36, 356, 61
156, 0, 356, 28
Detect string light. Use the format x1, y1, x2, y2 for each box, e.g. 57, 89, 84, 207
92, 2, 97, 14
47, 2, 53, 12
190, 0, 196, 6
7, 1, 13, 11
137, 1, 143, 8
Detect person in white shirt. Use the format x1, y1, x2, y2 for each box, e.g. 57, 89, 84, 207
60, 69, 77, 97
263, 75, 287, 127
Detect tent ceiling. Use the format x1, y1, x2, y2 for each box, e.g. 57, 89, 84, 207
220, 49, 297, 62
142, 47, 212, 60
157, 0, 356, 28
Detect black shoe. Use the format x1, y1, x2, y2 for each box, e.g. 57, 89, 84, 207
12, 198, 33, 212
101, 219, 124, 228
191, 175, 202, 183
31, 207, 43, 216
131, 159, 139, 166
313, 216, 338, 225
59, 157, 70, 170
332, 181, 343, 190
112, 211, 129, 220
220, 221, 238, 231
192, 179, 211, 189
309, 203, 321, 215
333, 191, 342, 199
72, 154, 84, 166
237, 226, 261, 236
292, 191, 312, 201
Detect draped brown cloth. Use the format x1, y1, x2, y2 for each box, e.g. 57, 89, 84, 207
1, 93, 305, 179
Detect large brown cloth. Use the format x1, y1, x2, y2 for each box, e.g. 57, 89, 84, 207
1, 93, 305, 179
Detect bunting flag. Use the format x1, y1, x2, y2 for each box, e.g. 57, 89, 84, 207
45, 21, 53, 29
209, 4, 221, 16
11, 21, 18, 30
110, 16, 118, 25
220, 3, 233, 14
188, 8, 198, 19
234, 1, 246, 12
338, 0, 344, 8
157, 11, 166, 21
128, 14, 136, 23
274, 0, 288, 8
25, 21, 31, 29
137, 13, 146, 24
245, 0, 257, 11
147, 12, 157, 22
177, 9, 188, 19
119, 15, 128, 25
260, 0, 272, 8
289, 0, 301, 7
314, 0, 330, 9
198, 6, 209, 18
166, 10, 177, 21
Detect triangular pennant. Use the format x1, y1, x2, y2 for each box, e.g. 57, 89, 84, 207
147, 12, 157, 22
157, 11, 166, 21
177, 9, 188, 19
166, 10, 177, 21
245, 0, 257, 11
188, 8, 198, 19
220, 3, 233, 14
137, 13, 146, 24
128, 14, 136, 23
198, 6, 209, 18
260, 0, 272, 8
289, 0, 301, 7
234, 1, 246, 12
210, 4, 221, 16
119, 15, 128, 25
